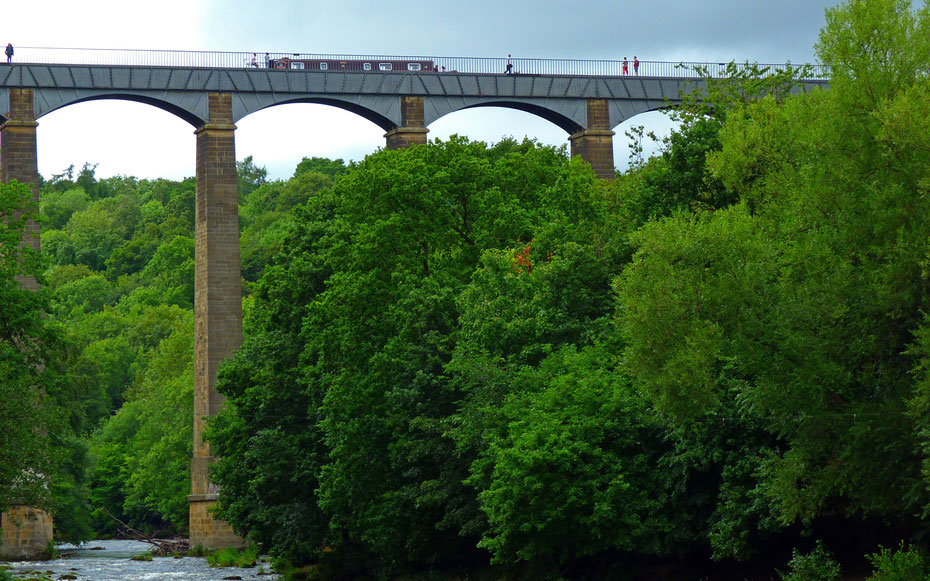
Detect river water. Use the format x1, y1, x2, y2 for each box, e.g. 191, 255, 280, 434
1, 539, 281, 580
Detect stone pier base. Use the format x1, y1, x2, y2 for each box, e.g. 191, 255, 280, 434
385, 96, 429, 149
0, 506, 53, 560
188, 494, 242, 550
385, 126, 429, 149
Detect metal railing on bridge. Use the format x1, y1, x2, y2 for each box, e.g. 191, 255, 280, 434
5, 47, 830, 80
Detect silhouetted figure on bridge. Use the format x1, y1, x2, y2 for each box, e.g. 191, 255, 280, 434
5, 44, 13, 63
505, 54, 513, 74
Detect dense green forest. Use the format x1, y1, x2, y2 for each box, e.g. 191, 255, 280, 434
5, 0, 930, 578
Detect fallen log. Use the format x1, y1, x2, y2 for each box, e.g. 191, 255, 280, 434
100, 507, 191, 556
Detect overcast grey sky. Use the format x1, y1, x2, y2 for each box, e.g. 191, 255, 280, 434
7, 0, 840, 181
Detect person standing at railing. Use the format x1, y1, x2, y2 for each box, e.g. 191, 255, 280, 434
5, 43, 12, 63
622, 57, 628, 75
505, 54, 513, 75
633, 56, 639, 75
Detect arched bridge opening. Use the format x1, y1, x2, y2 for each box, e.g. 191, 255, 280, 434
253, 97, 396, 133
234, 101, 387, 177
456, 100, 583, 134
32, 98, 196, 180
36, 94, 206, 128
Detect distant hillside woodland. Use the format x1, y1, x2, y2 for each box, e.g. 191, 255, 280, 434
7, 0, 930, 578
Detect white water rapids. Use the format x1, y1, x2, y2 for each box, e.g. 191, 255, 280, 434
1, 539, 280, 580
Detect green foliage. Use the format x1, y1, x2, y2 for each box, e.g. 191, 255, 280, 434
207, 545, 259, 568
450, 222, 662, 567
30, 166, 204, 540
867, 543, 928, 580
52, 274, 117, 315
50, 434, 93, 544
237, 155, 268, 200
63, 200, 126, 270
618, 0, 930, 537
207, 137, 673, 577
0, 180, 61, 512
294, 156, 347, 179
312, 138, 604, 566
158, 179, 196, 231
134, 235, 195, 308
619, 204, 785, 422
45, 264, 94, 290
31, 154, 312, 541
105, 231, 160, 281
614, 116, 729, 226
613, 61, 810, 227
779, 542, 841, 581
17, 151, 343, 542
88, 311, 194, 533
467, 347, 666, 564
237, 170, 335, 284
40, 187, 88, 230
816, 0, 930, 103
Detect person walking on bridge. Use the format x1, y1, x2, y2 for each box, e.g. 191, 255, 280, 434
5, 44, 13, 63
622, 57, 628, 75
633, 56, 639, 75
505, 54, 513, 74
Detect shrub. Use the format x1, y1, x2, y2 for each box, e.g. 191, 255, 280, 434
779, 541, 841, 581
206, 544, 258, 568
867, 542, 928, 580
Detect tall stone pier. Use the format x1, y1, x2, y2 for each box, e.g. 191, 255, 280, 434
0, 88, 54, 561
1, 88, 41, 290
569, 99, 616, 180
188, 93, 244, 549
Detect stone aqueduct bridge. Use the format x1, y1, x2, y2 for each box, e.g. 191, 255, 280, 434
0, 58, 721, 178
0, 48, 828, 554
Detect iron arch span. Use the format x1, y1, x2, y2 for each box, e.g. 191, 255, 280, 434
35, 93, 206, 127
